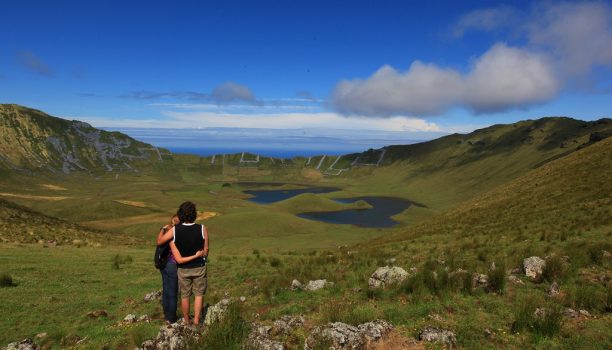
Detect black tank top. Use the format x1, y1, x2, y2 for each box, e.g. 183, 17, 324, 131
174, 223, 205, 268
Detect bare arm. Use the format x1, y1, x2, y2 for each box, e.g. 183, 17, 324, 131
156, 225, 174, 246
170, 241, 203, 264
203, 225, 209, 257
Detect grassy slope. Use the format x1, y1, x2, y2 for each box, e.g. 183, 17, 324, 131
0, 198, 125, 245
0, 135, 609, 349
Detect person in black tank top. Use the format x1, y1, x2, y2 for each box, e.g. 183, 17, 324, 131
169, 201, 210, 325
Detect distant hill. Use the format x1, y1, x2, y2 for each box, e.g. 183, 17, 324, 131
0, 104, 171, 174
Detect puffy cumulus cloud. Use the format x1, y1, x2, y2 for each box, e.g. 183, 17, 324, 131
17, 51, 54, 77
332, 43, 560, 116
464, 44, 560, 113
334, 63, 462, 116
211, 81, 257, 104
527, 1, 612, 77
334, 1, 612, 117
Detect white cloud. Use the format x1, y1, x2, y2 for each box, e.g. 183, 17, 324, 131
72, 110, 441, 133
464, 43, 560, 113
452, 5, 518, 37
332, 43, 560, 116
333, 1, 612, 118
211, 81, 257, 104
527, 1, 612, 77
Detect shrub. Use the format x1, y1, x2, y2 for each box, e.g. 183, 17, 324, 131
269, 257, 282, 268
574, 285, 607, 312
252, 249, 260, 259
222, 183, 232, 188
512, 297, 562, 337
0, 273, 16, 287
487, 262, 506, 294
542, 255, 567, 282
336, 304, 379, 325
449, 271, 473, 295
112, 254, 133, 270
532, 307, 562, 337
197, 303, 249, 350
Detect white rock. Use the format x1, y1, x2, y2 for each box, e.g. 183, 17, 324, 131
368, 266, 410, 288
304, 279, 333, 291
523, 256, 546, 280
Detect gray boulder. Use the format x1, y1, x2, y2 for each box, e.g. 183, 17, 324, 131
2, 339, 39, 350
523, 257, 546, 280
273, 315, 305, 335
418, 327, 457, 348
508, 275, 524, 285
247, 323, 285, 350
472, 273, 489, 288
368, 266, 409, 288
143, 290, 162, 302
139, 323, 200, 350
291, 279, 303, 291
357, 319, 393, 342
304, 320, 393, 350
304, 279, 334, 291
123, 314, 138, 324
204, 298, 233, 326
304, 322, 364, 350
547, 282, 561, 297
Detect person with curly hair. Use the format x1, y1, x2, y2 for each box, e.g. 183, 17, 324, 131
169, 201, 209, 325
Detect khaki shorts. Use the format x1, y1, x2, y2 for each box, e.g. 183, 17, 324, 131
178, 265, 207, 298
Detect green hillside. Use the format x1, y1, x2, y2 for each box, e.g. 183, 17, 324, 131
0, 198, 123, 245
0, 104, 171, 174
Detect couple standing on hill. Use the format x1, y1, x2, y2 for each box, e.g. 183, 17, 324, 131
156, 201, 209, 325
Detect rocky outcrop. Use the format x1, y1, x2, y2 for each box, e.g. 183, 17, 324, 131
304, 279, 334, 291
139, 322, 200, 350
472, 273, 489, 289
508, 275, 524, 285
144, 290, 162, 302
547, 282, 561, 297
304, 319, 393, 350
273, 315, 305, 335
523, 257, 546, 280
418, 327, 457, 348
204, 298, 233, 326
2, 339, 39, 350
291, 279, 334, 292
291, 279, 303, 291
247, 323, 284, 350
368, 266, 410, 288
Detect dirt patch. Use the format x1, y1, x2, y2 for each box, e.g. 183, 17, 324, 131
0, 192, 69, 201
198, 211, 219, 220
367, 330, 423, 350
40, 184, 68, 191
112, 200, 149, 208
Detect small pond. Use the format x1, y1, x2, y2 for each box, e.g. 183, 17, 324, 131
297, 196, 411, 228
242, 184, 411, 227
243, 186, 340, 204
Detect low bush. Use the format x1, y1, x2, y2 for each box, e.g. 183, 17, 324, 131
0, 273, 16, 287
112, 254, 133, 269
542, 255, 567, 282
512, 297, 562, 337
198, 303, 249, 350
573, 285, 607, 312
487, 262, 506, 294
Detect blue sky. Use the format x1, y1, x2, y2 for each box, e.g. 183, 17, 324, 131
1, 1, 612, 156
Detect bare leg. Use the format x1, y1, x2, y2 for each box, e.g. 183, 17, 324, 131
193, 295, 203, 325
181, 298, 190, 324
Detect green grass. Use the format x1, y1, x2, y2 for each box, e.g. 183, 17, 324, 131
0, 108, 611, 348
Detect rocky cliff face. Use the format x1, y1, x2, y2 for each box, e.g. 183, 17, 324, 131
0, 104, 170, 174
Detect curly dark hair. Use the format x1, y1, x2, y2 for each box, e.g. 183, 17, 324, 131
177, 201, 197, 223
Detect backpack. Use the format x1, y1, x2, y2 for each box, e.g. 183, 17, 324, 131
154, 243, 170, 270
